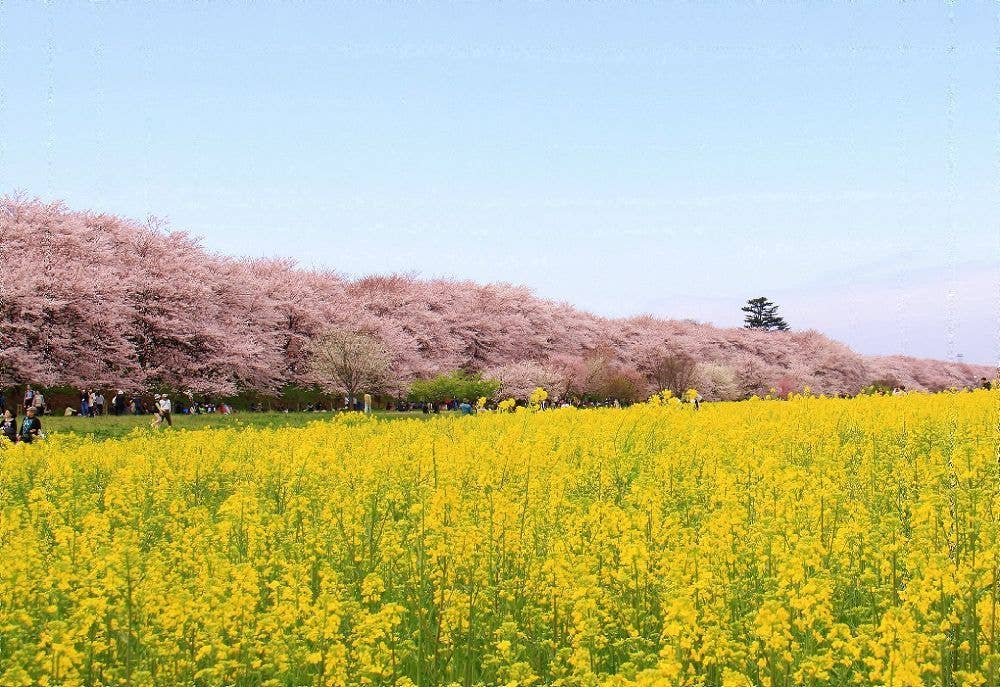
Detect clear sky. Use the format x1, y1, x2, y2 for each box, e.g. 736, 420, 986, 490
1, 2, 997, 364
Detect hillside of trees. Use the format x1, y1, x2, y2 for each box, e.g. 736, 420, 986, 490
0, 197, 991, 400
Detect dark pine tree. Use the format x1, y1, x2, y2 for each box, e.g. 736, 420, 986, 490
742, 297, 790, 332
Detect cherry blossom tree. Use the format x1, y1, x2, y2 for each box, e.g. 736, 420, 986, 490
1, 195, 992, 400
307, 328, 393, 403
0, 198, 139, 387
696, 363, 740, 401
485, 360, 568, 401
641, 350, 701, 397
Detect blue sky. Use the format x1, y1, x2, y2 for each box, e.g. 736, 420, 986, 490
1, 2, 997, 364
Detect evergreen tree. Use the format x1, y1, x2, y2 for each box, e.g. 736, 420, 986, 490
742, 297, 790, 331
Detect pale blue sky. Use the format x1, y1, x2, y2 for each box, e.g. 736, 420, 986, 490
1, 2, 997, 364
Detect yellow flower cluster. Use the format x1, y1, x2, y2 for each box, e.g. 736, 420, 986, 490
529, 388, 549, 409
0, 390, 997, 687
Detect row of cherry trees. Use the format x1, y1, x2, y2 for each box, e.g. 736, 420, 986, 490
0, 197, 990, 399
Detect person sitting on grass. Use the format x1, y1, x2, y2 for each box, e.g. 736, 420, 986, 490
20, 406, 42, 443
2, 409, 18, 443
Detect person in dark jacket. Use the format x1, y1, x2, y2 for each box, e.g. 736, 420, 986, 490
19, 406, 42, 443
2, 409, 17, 443
113, 390, 126, 416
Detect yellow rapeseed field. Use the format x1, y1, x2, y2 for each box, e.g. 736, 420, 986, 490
1, 390, 998, 687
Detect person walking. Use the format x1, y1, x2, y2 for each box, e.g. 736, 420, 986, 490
94, 391, 105, 416
150, 395, 163, 428
19, 406, 42, 443
157, 393, 173, 427
23, 385, 34, 414
363, 392, 372, 414
80, 390, 91, 418
32, 391, 45, 415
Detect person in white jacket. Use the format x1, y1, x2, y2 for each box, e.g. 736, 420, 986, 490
157, 394, 172, 427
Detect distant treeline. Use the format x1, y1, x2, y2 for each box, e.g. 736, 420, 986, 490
0, 196, 990, 400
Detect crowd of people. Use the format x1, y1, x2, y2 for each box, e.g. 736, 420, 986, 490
0, 387, 240, 442
71, 389, 152, 417
0, 386, 47, 445
0, 376, 992, 447
1, 406, 43, 444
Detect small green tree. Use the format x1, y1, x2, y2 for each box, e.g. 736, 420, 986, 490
407, 371, 499, 404
742, 297, 790, 331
